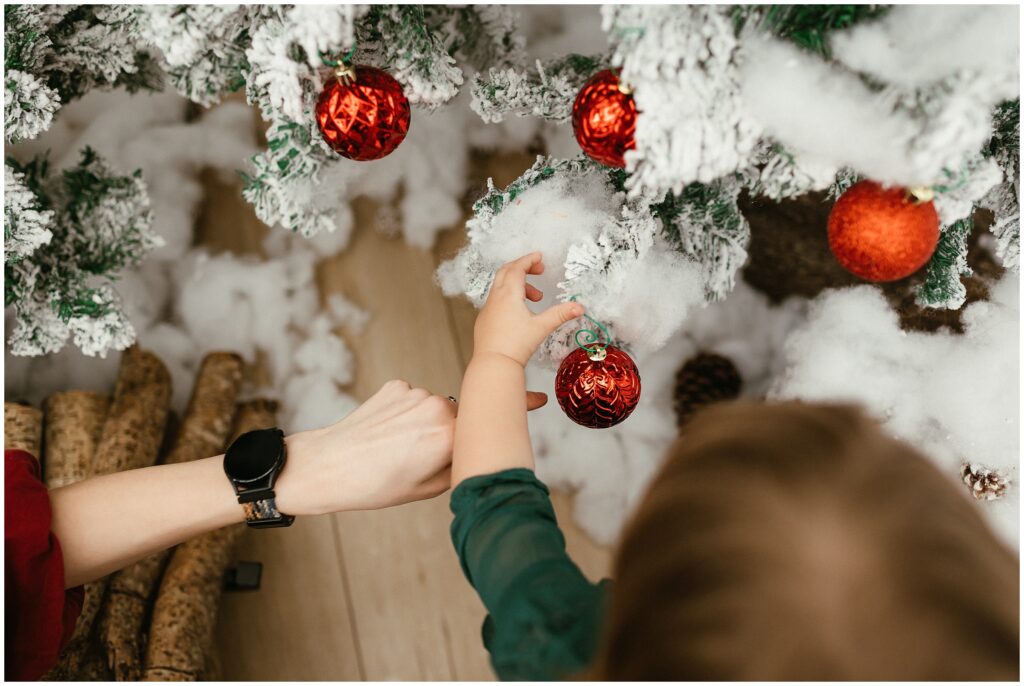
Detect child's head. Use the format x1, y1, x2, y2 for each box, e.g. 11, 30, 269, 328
596, 401, 1019, 680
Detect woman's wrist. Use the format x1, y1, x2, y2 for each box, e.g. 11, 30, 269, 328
273, 429, 324, 517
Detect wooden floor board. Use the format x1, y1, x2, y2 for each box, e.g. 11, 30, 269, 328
318, 199, 493, 680
214, 516, 363, 680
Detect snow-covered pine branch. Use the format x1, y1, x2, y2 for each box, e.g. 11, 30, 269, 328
241, 118, 338, 237
138, 5, 278, 107
3, 5, 161, 142
605, 5, 759, 197
916, 217, 974, 311
471, 54, 607, 124
4, 70, 60, 143
228, 5, 527, 238
437, 5, 525, 73
4, 164, 54, 260
439, 154, 716, 363
5, 149, 161, 357
979, 99, 1021, 271
745, 141, 840, 202
649, 177, 751, 302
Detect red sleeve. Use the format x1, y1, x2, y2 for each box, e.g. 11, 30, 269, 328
5, 449, 83, 681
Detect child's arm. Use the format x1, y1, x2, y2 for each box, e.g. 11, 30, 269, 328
449, 255, 606, 680
453, 252, 584, 485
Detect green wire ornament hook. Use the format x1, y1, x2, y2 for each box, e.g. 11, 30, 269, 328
319, 47, 357, 68
320, 47, 358, 84
569, 295, 613, 360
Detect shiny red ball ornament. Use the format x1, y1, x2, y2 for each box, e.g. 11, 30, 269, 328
315, 65, 411, 161
571, 69, 637, 168
827, 180, 940, 282
555, 345, 641, 429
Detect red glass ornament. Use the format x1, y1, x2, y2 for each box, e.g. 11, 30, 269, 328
555, 345, 641, 429
828, 180, 940, 282
571, 69, 637, 168
315, 65, 411, 161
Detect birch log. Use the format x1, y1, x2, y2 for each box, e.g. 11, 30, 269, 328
143, 400, 278, 681
5, 402, 42, 455
101, 353, 243, 681
44, 347, 172, 680
43, 391, 110, 489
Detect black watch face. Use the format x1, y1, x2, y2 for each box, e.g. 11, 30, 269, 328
224, 430, 283, 483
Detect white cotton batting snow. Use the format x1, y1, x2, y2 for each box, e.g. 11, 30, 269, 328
830, 5, 1020, 91
438, 170, 622, 310
584, 244, 706, 353
739, 5, 1019, 189
438, 168, 709, 362
166, 235, 366, 433
770, 276, 1020, 548
739, 37, 926, 187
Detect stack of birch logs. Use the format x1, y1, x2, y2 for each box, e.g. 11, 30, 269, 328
4, 346, 277, 681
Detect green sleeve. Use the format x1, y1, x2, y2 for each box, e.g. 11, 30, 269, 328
450, 468, 611, 681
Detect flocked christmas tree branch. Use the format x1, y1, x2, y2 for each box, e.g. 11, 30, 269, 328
4, 5, 162, 143
471, 53, 608, 124
5, 149, 160, 357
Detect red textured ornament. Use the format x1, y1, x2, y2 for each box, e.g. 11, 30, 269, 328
315, 65, 411, 161
827, 180, 940, 282
571, 69, 637, 168
555, 345, 641, 429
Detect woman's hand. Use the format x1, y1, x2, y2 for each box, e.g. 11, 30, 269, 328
276, 380, 456, 516
473, 252, 585, 367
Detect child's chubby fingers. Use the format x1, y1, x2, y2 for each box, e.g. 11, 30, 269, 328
526, 391, 548, 411
493, 252, 543, 291
534, 300, 585, 337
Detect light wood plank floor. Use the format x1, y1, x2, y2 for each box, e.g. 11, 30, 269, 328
206, 152, 613, 680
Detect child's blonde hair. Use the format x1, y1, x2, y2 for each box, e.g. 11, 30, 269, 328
595, 401, 1018, 680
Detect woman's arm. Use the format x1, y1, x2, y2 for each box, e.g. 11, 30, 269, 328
50, 453, 240, 588
51, 379, 455, 588
452, 253, 583, 486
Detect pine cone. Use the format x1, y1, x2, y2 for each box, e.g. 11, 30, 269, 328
674, 352, 742, 428
961, 463, 1009, 501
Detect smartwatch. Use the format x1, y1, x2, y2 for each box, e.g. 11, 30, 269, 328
223, 427, 295, 528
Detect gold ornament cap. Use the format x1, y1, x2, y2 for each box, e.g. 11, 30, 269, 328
907, 186, 935, 204
334, 63, 357, 85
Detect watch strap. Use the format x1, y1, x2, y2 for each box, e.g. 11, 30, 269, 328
241, 495, 295, 528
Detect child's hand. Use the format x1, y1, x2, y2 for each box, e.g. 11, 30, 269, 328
474, 252, 585, 367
